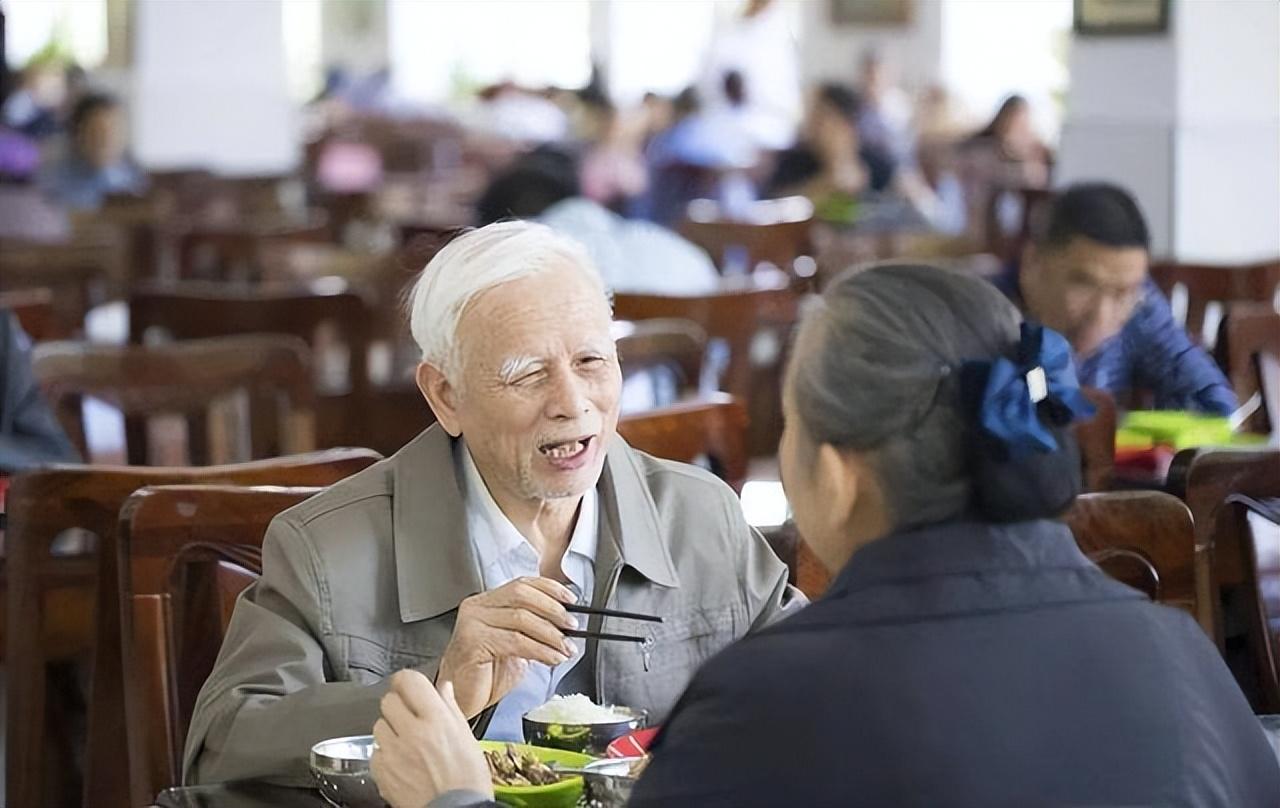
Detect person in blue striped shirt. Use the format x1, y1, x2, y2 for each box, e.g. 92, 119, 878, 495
996, 182, 1237, 415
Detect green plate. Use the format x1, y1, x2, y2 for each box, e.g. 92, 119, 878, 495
480, 740, 592, 808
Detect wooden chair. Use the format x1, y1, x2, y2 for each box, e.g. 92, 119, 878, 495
614, 318, 707, 399
982, 185, 1053, 264
129, 282, 372, 448
0, 235, 125, 336
176, 214, 331, 282
3, 448, 381, 808
0, 286, 64, 341
33, 335, 316, 466
1075, 387, 1117, 492
616, 394, 749, 493
1215, 302, 1280, 435
1166, 448, 1280, 644
1222, 495, 1280, 712
680, 197, 814, 277
1062, 491, 1198, 620
115, 484, 323, 806
1149, 259, 1280, 346
613, 280, 801, 455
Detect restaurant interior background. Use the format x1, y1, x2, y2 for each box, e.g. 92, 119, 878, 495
0, 0, 1278, 805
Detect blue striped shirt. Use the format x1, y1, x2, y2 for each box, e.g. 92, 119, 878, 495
995, 266, 1237, 416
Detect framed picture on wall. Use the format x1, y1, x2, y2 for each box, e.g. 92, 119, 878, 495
829, 0, 913, 27
1073, 0, 1170, 36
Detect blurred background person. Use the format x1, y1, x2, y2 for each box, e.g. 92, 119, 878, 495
1000, 182, 1237, 415
854, 49, 913, 164
699, 0, 800, 152
40, 91, 145, 210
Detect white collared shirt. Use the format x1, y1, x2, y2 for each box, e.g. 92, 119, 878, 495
456, 439, 598, 742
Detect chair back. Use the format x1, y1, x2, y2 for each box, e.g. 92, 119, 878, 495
1075, 387, 1117, 492
1062, 491, 1198, 619
1149, 259, 1280, 346
1215, 302, 1280, 435
33, 335, 316, 466
1167, 448, 1280, 643
0, 235, 124, 335
2, 449, 380, 808
0, 287, 63, 341
679, 197, 813, 276
117, 484, 320, 805
1219, 495, 1280, 712
613, 280, 800, 454
615, 318, 707, 399
617, 394, 749, 492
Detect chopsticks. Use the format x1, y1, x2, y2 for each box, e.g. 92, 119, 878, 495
563, 628, 648, 644
561, 604, 662, 644
564, 603, 663, 624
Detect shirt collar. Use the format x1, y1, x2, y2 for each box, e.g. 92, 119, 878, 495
392, 426, 679, 623
457, 438, 600, 575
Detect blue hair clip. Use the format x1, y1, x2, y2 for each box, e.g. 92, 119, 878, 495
967, 323, 1095, 458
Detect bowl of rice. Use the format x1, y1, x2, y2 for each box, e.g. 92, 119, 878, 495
522, 694, 645, 756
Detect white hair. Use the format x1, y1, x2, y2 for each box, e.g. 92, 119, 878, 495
407, 220, 607, 379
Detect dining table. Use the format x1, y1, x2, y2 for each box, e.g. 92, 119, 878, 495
155, 715, 1280, 807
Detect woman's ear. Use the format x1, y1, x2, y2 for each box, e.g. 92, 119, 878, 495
815, 442, 860, 531
416, 362, 462, 437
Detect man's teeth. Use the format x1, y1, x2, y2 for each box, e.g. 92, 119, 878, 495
543, 440, 586, 459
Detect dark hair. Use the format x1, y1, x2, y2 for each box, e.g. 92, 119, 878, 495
672, 87, 700, 118
723, 70, 746, 107
1035, 182, 1150, 252
69, 92, 119, 137
816, 82, 862, 123
790, 263, 1081, 528
975, 94, 1027, 140
474, 148, 580, 225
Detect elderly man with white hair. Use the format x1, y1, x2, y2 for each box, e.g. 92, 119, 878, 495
182, 221, 803, 785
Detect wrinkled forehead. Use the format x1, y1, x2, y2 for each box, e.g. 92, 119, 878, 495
456, 266, 613, 367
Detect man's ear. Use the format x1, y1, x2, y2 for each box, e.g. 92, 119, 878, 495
416, 362, 462, 437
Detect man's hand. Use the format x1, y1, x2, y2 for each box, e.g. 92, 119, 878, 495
435, 577, 578, 719
371, 671, 493, 808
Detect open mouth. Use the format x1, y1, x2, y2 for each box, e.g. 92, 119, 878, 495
538, 435, 594, 462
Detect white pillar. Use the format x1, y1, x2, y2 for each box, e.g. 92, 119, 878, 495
132, 0, 298, 175
1056, 0, 1279, 262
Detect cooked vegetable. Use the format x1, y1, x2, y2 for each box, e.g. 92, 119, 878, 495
484, 743, 564, 787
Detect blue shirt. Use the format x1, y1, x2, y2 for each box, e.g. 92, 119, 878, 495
42, 155, 145, 210
995, 264, 1238, 415
455, 440, 597, 743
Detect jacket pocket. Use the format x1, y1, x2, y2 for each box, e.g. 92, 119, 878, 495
342, 635, 439, 684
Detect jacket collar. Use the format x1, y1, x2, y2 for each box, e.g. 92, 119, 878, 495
392, 425, 678, 623
827, 517, 1117, 600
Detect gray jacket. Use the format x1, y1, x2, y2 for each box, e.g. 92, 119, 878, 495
183, 425, 801, 785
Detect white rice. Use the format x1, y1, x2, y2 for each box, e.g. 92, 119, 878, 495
524, 694, 630, 725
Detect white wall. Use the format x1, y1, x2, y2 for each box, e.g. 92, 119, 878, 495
1057, 0, 1280, 262
1171, 0, 1280, 262
798, 0, 943, 91
132, 0, 297, 175
1056, 32, 1179, 254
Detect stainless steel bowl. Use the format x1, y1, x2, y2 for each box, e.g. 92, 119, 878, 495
580, 757, 644, 808
522, 708, 645, 756
310, 735, 385, 808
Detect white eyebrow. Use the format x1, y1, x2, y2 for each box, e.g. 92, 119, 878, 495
497, 355, 542, 384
